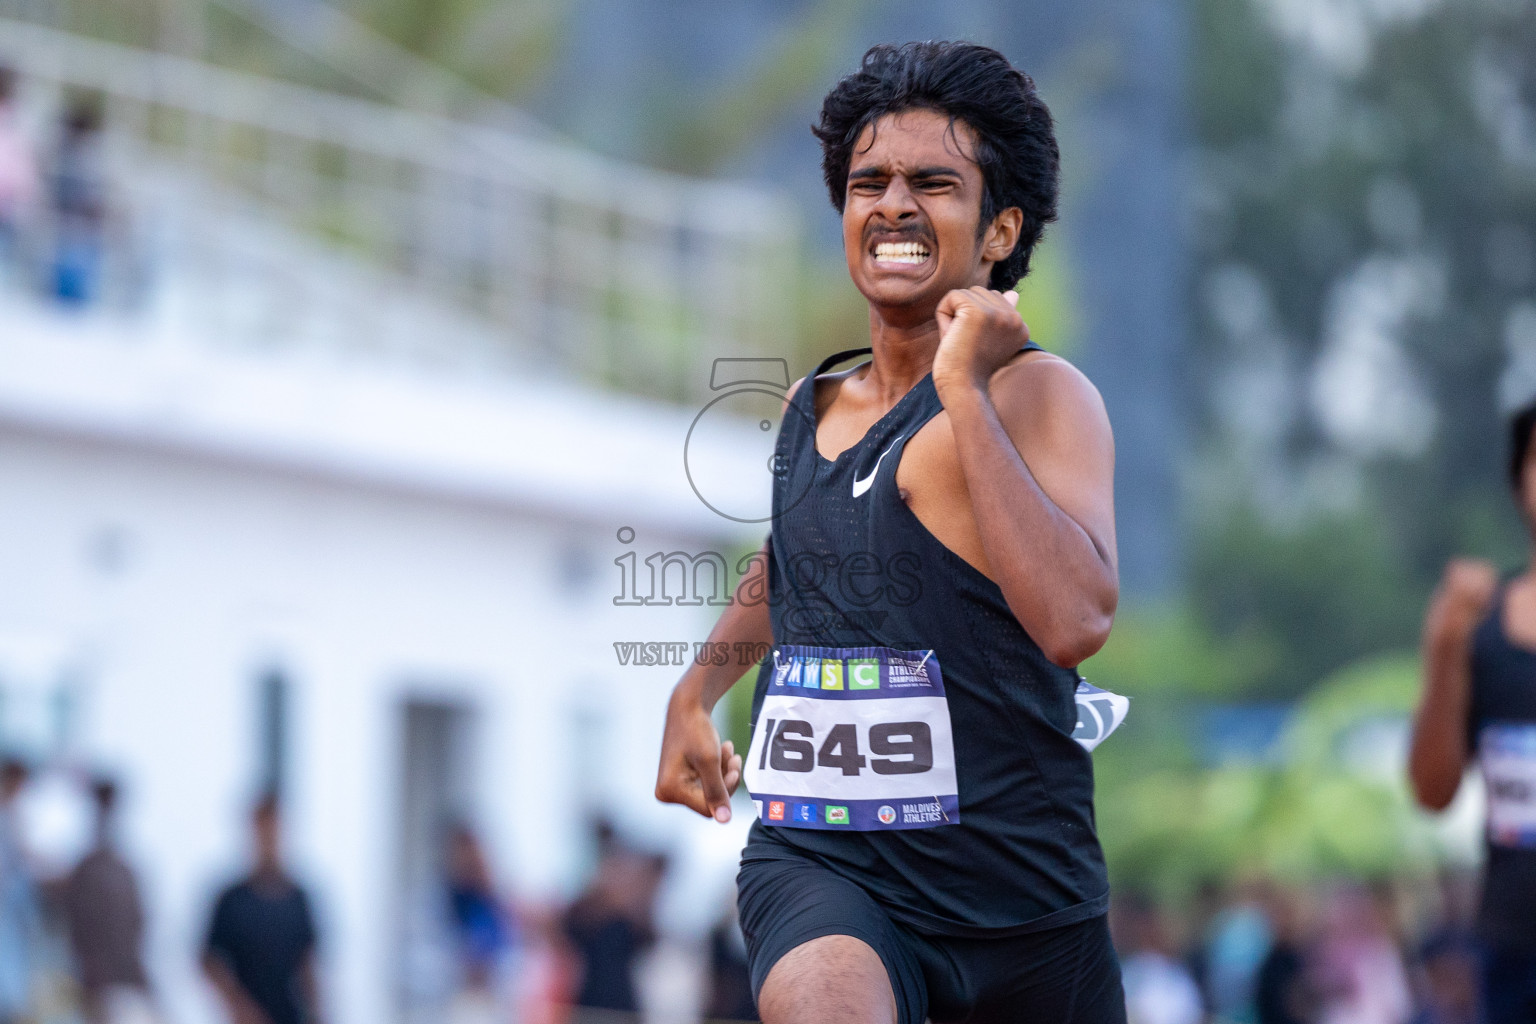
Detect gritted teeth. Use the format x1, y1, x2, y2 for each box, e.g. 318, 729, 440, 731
872, 241, 931, 264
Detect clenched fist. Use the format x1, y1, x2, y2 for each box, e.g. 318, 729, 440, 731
1427, 558, 1498, 641
932, 286, 1028, 402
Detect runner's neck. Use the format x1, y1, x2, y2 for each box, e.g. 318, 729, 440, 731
862, 312, 941, 401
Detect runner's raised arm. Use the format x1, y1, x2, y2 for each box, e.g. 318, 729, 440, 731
1409, 558, 1496, 810
932, 286, 1117, 667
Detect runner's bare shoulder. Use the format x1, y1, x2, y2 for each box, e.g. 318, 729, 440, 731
782, 376, 805, 416
989, 350, 1113, 459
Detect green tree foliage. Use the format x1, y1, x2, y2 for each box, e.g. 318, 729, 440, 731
1093, 650, 1452, 896
1083, 604, 1279, 699
333, 0, 571, 99
644, 0, 871, 176
1190, 503, 1422, 697
1189, 0, 1536, 695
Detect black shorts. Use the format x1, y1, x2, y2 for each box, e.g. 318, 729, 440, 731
738, 853, 1126, 1024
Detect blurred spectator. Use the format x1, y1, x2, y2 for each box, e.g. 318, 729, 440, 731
513, 904, 577, 1024
560, 823, 664, 1015
1313, 884, 1412, 1024
201, 793, 323, 1024
0, 67, 37, 289
443, 823, 513, 1024
1115, 894, 1206, 1024
0, 758, 38, 1024
705, 904, 755, 1023
62, 776, 154, 1024
48, 96, 109, 307
1255, 887, 1317, 1024
1202, 883, 1274, 1024
1403, 872, 1480, 1024
1187, 881, 1222, 1006
1409, 932, 1480, 1024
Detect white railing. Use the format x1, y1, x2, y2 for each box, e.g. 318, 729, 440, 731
0, 16, 800, 402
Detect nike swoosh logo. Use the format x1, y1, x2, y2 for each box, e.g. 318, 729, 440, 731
852, 436, 903, 497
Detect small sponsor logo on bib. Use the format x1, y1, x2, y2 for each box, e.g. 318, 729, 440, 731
849, 659, 880, 689
901, 800, 946, 825
877, 805, 896, 825
820, 661, 844, 690
825, 805, 850, 825
768, 801, 785, 821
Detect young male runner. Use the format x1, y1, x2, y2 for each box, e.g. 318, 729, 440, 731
1410, 402, 1536, 1024
655, 41, 1124, 1024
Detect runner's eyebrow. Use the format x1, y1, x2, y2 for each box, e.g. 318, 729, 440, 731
847, 165, 963, 182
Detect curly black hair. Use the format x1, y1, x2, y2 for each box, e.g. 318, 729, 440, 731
813, 41, 1059, 291
1510, 400, 1536, 494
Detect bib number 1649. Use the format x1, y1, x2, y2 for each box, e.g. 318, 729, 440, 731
757, 719, 932, 777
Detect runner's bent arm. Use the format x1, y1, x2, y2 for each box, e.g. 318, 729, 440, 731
655, 539, 773, 822
1409, 558, 1496, 810
656, 379, 806, 821
933, 287, 1118, 668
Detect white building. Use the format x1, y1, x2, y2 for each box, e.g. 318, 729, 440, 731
0, 16, 789, 1023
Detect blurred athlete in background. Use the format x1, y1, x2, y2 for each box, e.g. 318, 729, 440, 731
1411, 399, 1536, 1024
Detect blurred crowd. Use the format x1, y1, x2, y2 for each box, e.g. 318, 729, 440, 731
1112, 876, 1485, 1024
0, 754, 756, 1024
0, 757, 155, 1024
0, 65, 135, 312
0, 743, 1502, 1024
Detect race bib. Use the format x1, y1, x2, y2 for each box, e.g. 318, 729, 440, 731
745, 645, 959, 831
1481, 722, 1536, 848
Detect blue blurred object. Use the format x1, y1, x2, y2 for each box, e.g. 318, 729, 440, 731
0, 777, 38, 1021
447, 884, 509, 973
51, 232, 101, 306
1199, 703, 1291, 766
1204, 902, 1274, 1024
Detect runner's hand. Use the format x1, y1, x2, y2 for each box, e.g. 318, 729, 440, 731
932, 286, 1029, 401
1428, 558, 1497, 640
655, 691, 743, 822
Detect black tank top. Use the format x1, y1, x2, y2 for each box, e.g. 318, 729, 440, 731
742, 346, 1111, 937
1468, 586, 1536, 954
